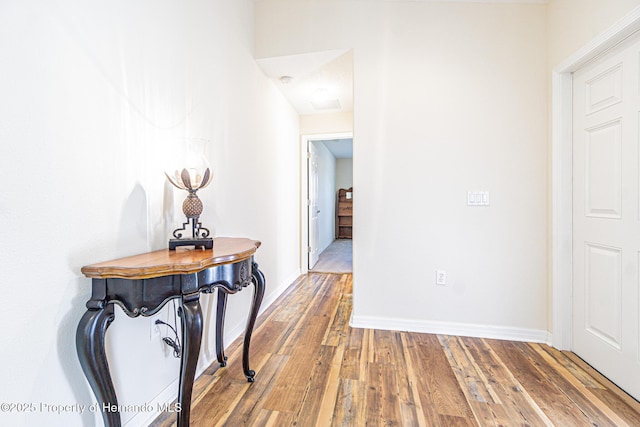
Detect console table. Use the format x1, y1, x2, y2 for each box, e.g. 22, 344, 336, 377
76, 237, 265, 427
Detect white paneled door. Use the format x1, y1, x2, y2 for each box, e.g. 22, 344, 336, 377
308, 142, 320, 269
573, 34, 640, 401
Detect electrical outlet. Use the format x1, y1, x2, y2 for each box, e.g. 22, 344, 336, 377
436, 270, 447, 285
149, 314, 163, 341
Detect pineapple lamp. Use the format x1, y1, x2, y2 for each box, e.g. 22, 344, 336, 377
165, 164, 214, 250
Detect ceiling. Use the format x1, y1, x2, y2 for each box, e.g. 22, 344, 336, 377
316, 138, 353, 158
256, 49, 353, 116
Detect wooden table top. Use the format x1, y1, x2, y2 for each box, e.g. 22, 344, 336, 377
81, 237, 261, 279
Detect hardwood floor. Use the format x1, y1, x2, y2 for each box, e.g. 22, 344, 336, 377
150, 273, 640, 426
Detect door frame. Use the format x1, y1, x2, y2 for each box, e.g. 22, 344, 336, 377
300, 132, 353, 273
552, 6, 640, 350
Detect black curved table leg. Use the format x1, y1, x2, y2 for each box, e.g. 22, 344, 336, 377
243, 262, 266, 382
216, 289, 228, 367
76, 304, 121, 427
177, 293, 203, 427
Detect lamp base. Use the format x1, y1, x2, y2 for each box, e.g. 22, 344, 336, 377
169, 217, 212, 250
169, 237, 214, 250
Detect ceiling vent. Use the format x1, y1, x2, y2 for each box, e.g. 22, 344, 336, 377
311, 98, 341, 110
310, 88, 340, 110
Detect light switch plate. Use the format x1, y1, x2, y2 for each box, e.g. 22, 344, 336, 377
467, 191, 490, 206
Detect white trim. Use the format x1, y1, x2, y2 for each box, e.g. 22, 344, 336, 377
350, 315, 551, 344
551, 5, 640, 351
260, 270, 302, 315
300, 132, 353, 274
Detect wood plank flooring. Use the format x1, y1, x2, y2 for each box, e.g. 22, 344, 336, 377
150, 273, 640, 426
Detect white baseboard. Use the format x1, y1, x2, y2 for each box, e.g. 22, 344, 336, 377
350, 314, 552, 344
126, 269, 302, 427
260, 270, 301, 315
124, 377, 179, 426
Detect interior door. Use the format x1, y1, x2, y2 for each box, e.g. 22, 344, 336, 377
308, 142, 320, 269
572, 34, 640, 400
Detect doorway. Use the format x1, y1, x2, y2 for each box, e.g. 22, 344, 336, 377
552, 8, 640, 397
571, 33, 640, 400
301, 133, 353, 273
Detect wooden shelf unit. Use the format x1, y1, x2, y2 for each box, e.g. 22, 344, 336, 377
336, 187, 353, 239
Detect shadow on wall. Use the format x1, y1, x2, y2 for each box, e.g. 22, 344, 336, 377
117, 183, 149, 255
57, 287, 97, 426
58, 183, 153, 426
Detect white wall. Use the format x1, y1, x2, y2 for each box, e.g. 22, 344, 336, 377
0, 1, 300, 426
257, 1, 549, 340
336, 158, 353, 192
548, 0, 640, 67
300, 112, 353, 135
313, 141, 337, 252
546, 1, 640, 345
